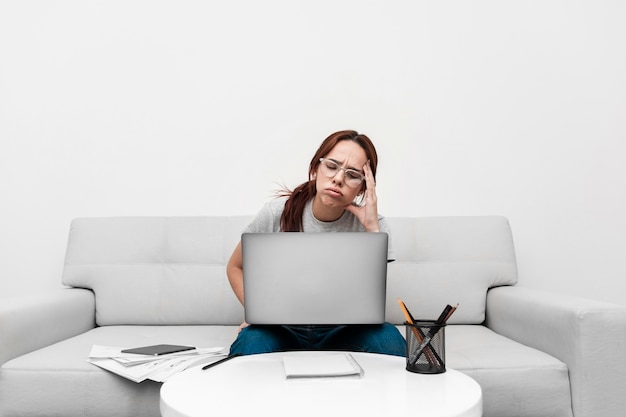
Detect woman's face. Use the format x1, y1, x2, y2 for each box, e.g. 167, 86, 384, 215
314, 140, 367, 211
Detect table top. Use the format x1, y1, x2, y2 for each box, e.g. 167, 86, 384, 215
160, 351, 482, 417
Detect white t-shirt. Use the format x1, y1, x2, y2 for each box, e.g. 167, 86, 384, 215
243, 196, 394, 259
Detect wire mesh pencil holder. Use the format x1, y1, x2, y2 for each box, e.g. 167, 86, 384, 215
405, 321, 446, 374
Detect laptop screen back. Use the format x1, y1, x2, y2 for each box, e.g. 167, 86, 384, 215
242, 232, 388, 325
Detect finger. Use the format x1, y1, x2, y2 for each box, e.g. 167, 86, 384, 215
363, 161, 375, 189
363, 168, 377, 203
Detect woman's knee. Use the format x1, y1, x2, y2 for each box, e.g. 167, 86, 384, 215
229, 326, 291, 356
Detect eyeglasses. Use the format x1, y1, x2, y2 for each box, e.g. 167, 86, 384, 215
318, 158, 365, 188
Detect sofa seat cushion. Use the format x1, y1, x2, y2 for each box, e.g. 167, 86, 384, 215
0, 325, 239, 417
2, 324, 572, 417
445, 325, 573, 417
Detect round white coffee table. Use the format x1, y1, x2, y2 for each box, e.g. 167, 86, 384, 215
160, 351, 482, 417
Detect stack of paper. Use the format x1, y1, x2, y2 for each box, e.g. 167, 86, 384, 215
282, 353, 364, 379
87, 345, 226, 383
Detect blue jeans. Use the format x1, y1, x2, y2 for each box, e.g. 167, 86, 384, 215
229, 322, 405, 357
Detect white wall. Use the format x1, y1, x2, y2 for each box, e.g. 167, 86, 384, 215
1, 1, 625, 305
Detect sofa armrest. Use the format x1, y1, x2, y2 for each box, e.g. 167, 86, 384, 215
0, 288, 95, 366
486, 285, 626, 417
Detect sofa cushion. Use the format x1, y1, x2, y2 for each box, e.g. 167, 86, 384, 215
1, 324, 570, 417
0, 325, 240, 417
445, 325, 572, 417
385, 216, 518, 324
62, 217, 251, 325
61, 216, 517, 326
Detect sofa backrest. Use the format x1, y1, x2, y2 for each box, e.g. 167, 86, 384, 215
62, 217, 251, 326
62, 215, 518, 326
385, 216, 518, 324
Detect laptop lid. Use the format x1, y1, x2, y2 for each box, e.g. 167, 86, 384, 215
242, 232, 388, 325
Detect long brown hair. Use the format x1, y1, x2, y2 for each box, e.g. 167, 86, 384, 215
279, 130, 378, 232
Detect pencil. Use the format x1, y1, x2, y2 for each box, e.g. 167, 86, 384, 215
444, 303, 459, 323
397, 298, 416, 324
436, 304, 453, 325
396, 298, 440, 365
202, 353, 242, 370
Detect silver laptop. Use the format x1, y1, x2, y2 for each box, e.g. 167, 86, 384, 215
242, 232, 388, 325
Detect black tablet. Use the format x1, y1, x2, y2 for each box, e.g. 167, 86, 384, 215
121, 344, 195, 356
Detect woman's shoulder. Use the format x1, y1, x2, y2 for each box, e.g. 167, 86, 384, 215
265, 195, 289, 210
244, 196, 288, 233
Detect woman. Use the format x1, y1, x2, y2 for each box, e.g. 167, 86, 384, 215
227, 130, 405, 356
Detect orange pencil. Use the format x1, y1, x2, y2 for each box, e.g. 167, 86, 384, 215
397, 297, 423, 344
396, 298, 439, 365
397, 298, 417, 325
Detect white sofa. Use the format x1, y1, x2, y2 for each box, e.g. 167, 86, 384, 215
1, 216, 625, 417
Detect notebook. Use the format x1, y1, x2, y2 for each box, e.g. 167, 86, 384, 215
241, 232, 388, 325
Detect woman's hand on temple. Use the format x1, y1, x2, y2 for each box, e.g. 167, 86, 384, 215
345, 160, 380, 232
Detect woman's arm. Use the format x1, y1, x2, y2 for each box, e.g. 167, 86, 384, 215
226, 241, 245, 305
